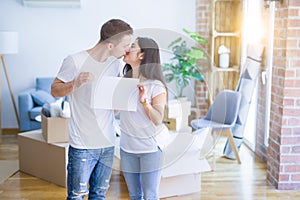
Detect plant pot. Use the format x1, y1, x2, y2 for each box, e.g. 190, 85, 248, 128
177, 96, 188, 102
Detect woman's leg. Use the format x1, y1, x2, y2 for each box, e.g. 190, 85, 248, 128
120, 149, 143, 200
140, 149, 164, 200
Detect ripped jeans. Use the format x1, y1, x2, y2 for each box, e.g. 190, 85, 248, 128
66, 145, 114, 200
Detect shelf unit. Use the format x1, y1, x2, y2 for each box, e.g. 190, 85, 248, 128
209, 0, 242, 100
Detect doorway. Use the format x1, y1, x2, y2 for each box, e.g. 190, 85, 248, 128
241, 0, 264, 151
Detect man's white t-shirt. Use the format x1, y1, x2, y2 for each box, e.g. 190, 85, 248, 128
57, 51, 122, 149
120, 79, 167, 153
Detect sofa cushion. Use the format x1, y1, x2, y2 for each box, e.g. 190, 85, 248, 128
36, 77, 54, 93
29, 106, 43, 121
31, 90, 56, 106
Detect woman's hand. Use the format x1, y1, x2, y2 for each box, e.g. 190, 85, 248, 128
138, 84, 148, 103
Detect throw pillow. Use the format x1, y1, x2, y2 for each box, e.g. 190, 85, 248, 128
31, 90, 56, 106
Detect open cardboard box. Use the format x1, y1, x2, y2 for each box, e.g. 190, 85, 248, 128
41, 113, 69, 143
158, 128, 211, 198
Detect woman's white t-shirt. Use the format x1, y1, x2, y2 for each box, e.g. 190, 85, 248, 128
120, 79, 166, 153
57, 51, 122, 149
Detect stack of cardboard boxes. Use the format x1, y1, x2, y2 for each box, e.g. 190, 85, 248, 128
164, 99, 192, 131
160, 99, 211, 197
19, 100, 212, 198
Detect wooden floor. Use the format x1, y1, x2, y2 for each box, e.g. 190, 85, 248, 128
1, 134, 300, 200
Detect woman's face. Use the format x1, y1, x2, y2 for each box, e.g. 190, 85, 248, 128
123, 40, 143, 67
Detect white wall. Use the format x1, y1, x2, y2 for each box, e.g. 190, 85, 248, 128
0, 0, 196, 128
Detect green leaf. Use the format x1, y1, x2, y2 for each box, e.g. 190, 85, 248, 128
168, 37, 182, 48
164, 73, 174, 83
192, 72, 204, 82
183, 28, 208, 44
186, 48, 206, 60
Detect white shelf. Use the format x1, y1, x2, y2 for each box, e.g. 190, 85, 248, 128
214, 0, 240, 2
213, 66, 240, 72
213, 31, 240, 37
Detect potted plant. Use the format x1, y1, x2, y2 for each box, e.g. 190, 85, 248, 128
163, 28, 208, 97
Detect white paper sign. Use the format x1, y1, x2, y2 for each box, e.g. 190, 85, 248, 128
93, 77, 139, 111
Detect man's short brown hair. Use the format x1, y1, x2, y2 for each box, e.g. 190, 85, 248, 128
100, 19, 133, 43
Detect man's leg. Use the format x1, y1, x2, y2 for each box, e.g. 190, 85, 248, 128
67, 146, 98, 200
88, 146, 115, 200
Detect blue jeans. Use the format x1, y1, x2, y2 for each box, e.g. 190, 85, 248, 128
67, 146, 114, 200
120, 148, 164, 200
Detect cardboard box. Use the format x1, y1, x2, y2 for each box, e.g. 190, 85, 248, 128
42, 113, 69, 143
163, 116, 177, 131
159, 173, 201, 198
18, 130, 68, 187
165, 100, 191, 131
158, 128, 211, 198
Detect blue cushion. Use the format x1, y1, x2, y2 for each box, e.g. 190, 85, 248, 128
31, 90, 56, 106
36, 77, 54, 94
29, 106, 43, 120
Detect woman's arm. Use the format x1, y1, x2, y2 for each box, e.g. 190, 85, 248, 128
142, 93, 166, 125
138, 84, 166, 125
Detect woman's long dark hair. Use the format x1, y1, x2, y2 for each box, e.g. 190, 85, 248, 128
123, 37, 167, 91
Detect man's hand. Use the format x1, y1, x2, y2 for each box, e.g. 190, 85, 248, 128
52, 72, 94, 98
73, 72, 95, 90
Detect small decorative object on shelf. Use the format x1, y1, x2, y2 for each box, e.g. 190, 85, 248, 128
218, 45, 230, 68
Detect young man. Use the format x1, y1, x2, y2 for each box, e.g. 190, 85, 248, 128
51, 19, 133, 200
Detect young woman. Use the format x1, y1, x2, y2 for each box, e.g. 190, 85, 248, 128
120, 37, 167, 200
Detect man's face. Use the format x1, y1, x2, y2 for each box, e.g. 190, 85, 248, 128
111, 35, 132, 59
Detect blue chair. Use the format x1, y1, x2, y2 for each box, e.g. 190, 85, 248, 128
191, 89, 242, 165
18, 77, 55, 131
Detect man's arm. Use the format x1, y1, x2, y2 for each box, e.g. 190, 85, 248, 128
51, 78, 75, 98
